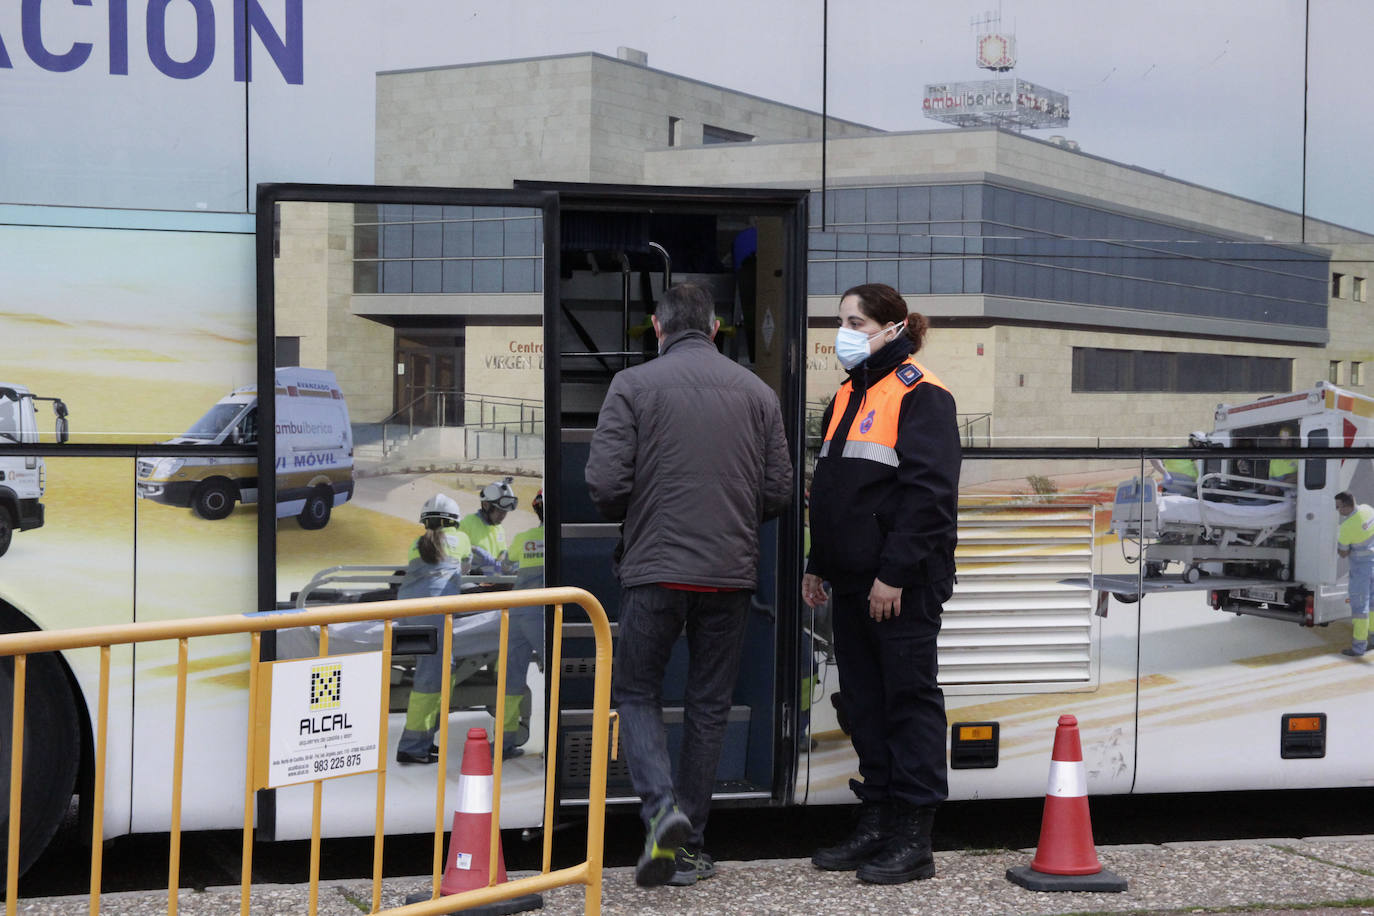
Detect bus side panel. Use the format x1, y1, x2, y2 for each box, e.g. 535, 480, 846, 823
800, 463, 1143, 805
1133, 590, 1374, 793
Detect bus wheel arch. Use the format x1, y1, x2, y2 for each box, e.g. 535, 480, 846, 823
0, 599, 86, 876
191, 478, 236, 520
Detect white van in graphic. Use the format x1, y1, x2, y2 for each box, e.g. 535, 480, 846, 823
0, 385, 69, 557
135, 368, 353, 529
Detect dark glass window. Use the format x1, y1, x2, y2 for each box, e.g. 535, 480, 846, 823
412, 260, 442, 293
834, 190, 865, 225
442, 259, 472, 293
836, 260, 867, 291
931, 257, 963, 293
931, 186, 963, 221
382, 260, 412, 294
504, 259, 536, 292
473, 259, 503, 293
898, 187, 930, 222
869, 260, 899, 288
899, 258, 930, 294
1072, 348, 1293, 393
808, 260, 837, 296
866, 188, 897, 223
702, 123, 753, 144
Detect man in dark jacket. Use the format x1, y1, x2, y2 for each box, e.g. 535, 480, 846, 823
586, 281, 792, 888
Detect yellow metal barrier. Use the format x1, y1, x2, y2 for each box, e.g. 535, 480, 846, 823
0, 586, 613, 916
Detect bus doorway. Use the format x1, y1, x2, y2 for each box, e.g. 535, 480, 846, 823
523, 182, 809, 812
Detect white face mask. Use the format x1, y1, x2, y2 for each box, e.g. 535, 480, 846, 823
834, 320, 905, 370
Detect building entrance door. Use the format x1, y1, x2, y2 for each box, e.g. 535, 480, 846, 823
395, 333, 463, 427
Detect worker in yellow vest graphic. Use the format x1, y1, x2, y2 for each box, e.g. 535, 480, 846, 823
1336, 490, 1374, 658
461, 477, 515, 575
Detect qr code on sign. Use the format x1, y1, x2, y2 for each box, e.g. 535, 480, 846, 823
310, 664, 342, 710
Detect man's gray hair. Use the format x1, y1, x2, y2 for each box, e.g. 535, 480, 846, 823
655, 282, 716, 335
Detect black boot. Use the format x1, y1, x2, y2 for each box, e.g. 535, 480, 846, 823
856, 804, 935, 884
811, 802, 889, 871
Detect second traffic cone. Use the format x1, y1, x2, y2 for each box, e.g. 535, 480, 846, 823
407, 727, 542, 915
1007, 715, 1127, 892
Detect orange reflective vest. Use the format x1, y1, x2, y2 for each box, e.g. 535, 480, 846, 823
821, 357, 950, 466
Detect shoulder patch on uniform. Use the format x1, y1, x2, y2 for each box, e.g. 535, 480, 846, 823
895, 363, 923, 387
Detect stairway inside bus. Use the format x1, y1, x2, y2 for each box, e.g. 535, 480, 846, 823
552, 200, 790, 808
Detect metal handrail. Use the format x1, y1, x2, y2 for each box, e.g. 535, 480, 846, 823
0, 586, 613, 916
379, 390, 545, 456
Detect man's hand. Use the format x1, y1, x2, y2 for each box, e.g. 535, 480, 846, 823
869, 578, 903, 621
802, 573, 827, 608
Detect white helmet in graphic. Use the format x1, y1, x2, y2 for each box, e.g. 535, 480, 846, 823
479, 476, 518, 513
420, 493, 461, 527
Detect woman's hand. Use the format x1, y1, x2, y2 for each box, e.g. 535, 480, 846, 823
868, 578, 903, 621
802, 573, 827, 608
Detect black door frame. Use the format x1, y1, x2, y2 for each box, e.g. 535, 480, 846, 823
518, 180, 810, 807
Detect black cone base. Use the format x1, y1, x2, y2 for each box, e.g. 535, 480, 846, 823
1007, 864, 1127, 892
402, 890, 544, 914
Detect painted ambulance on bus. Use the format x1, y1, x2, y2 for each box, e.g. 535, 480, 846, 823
135, 368, 353, 529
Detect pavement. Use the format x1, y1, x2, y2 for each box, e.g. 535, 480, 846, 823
13, 836, 1374, 915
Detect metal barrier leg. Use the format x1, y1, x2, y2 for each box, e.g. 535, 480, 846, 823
169, 638, 189, 916
6, 654, 26, 916
372, 621, 394, 914
241, 633, 261, 916
89, 646, 110, 916
309, 626, 330, 916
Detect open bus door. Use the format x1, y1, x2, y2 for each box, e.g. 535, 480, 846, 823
256, 182, 808, 841
523, 182, 810, 813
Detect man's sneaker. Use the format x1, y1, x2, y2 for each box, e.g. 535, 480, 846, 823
666, 847, 715, 886
1341, 646, 1367, 657
634, 805, 693, 887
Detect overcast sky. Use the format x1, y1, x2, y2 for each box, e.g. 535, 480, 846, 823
255, 0, 1370, 237
4, 0, 1370, 238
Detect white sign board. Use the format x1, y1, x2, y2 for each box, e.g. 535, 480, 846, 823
264, 651, 383, 788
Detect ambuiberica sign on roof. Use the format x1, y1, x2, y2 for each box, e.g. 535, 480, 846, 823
255, 651, 384, 789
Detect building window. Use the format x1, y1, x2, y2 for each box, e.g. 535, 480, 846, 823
276, 336, 301, 367
668, 116, 681, 146
1332, 272, 1345, 298
354, 204, 542, 294
702, 124, 754, 144
1353, 362, 1363, 386
1071, 347, 1292, 393
1354, 276, 1367, 302
1329, 360, 1342, 384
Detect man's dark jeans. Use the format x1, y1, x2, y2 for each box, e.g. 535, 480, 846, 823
612, 584, 751, 848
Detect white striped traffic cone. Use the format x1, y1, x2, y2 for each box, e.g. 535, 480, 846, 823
407, 727, 542, 913
1007, 715, 1127, 892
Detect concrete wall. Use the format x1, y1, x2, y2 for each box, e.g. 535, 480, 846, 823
377, 56, 597, 187
377, 52, 879, 189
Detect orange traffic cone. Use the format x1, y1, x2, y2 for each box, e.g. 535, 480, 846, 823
406, 727, 543, 914
1006, 715, 1127, 892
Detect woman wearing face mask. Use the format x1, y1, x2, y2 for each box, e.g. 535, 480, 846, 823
802, 283, 961, 885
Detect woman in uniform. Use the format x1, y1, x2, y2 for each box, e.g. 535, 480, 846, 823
802, 283, 961, 885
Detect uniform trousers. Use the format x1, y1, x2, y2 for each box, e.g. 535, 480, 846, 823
612, 584, 751, 849
1349, 551, 1374, 652
830, 577, 951, 808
